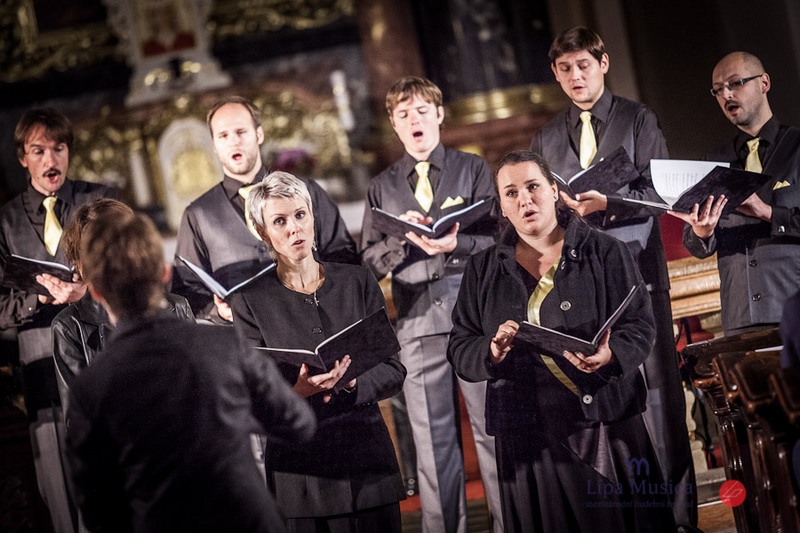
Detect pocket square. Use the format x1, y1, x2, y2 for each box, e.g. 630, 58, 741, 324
773, 180, 792, 190
441, 196, 464, 209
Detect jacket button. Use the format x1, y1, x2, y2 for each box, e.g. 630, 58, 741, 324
608, 214, 617, 222
312, 327, 322, 334
431, 273, 440, 281
582, 394, 593, 405
560, 301, 571, 311
569, 249, 577, 258
452, 258, 460, 265
752, 293, 761, 301
748, 260, 758, 267
433, 298, 443, 306
778, 225, 786, 233
304, 297, 315, 305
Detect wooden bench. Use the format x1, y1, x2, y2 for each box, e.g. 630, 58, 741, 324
683, 329, 800, 533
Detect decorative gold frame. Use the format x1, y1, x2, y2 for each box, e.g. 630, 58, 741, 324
446, 83, 568, 126
210, 0, 354, 38
0, 0, 119, 83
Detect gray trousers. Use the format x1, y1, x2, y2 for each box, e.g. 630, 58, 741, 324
30, 407, 74, 533
20, 327, 75, 533
400, 333, 503, 533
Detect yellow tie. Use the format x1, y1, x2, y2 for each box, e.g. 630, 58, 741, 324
579, 111, 597, 169
745, 138, 763, 173
42, 196, 62, 256
527, 258, 579, 396
238, 184, 261, 240
414, 161, 434, 213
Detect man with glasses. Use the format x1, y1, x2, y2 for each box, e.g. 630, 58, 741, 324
531, 26, 697, 530
676, 51, 800, 335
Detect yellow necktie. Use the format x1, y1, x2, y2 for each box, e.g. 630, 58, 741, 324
579, 111, 597, 169
42, 196, 62, 256
414, 161, 433, 213
527, 258, 579, 396
238, 184, 261, 240
745, 138, 763, 173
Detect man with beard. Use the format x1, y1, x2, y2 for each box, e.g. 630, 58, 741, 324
171, 96, 358, 322
0, 107, 116, 532
674, 52, 800, 335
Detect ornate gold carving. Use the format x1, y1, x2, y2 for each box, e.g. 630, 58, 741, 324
68, 83, 352, 230
210, 0, 354, 38
445, 83, 568, 126
254, 88, 351, 173
0, 0, 119, 82
669, 255, 722, 320
72, 121, 136, 191
171, 146, 218, 200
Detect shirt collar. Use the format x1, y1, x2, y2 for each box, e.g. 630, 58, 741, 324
400, 143, 445, 178
568, 88, 612, 127
222, 167, 269, 200
24, 178, 74, 211
734, 114, 779, 153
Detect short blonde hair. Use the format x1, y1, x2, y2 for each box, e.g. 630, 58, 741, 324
246, 171, 314, 258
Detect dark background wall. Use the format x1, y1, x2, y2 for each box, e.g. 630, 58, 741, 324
1, 0, 799, 203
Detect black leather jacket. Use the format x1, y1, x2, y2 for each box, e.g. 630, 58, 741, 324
53, 293, 194, 422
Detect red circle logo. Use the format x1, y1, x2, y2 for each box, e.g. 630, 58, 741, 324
719, 480, 747, 507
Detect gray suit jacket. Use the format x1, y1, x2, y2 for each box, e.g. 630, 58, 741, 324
684, 121, 800, 332
360, 144, 497, 339
531, 94, 670, 292
0, 179, 116, 417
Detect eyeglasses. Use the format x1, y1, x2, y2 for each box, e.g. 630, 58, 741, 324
710, 74, 763, 97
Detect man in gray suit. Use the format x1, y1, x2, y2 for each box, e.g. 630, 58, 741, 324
675, 51, 800, 335
531, 27, 696, 529
361, 76, 501, 533
0, 107, 116, 532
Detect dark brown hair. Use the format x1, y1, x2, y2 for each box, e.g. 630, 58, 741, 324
548, 26, 606, 64
62, 199, 133, 278
494, 150, 570, 224
14, 107, 74, 160
81, 212, 165, 319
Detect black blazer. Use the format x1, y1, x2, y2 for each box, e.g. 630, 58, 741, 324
66, 314, 316, 533
231, 262, 406, 518
448, 215, 655, 434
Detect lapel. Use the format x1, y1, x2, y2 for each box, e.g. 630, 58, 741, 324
20, 190, 46, 248
213, 183, 251, 234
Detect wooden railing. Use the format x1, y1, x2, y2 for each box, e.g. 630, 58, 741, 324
683, 329, 800, 533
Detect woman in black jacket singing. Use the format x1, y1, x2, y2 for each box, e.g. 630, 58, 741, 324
230, 171, 406, 532
447, 150, 677, 532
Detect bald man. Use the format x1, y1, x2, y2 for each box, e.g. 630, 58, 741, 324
677, 52, 800, 335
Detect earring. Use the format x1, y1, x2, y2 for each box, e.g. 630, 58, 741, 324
501, 211, 507, 217
553, 194, 558, 201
